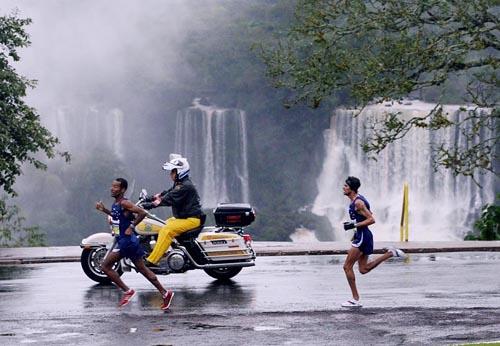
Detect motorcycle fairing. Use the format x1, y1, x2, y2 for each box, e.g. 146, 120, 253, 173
135, 217, 164, 235
80, 232, 114, 248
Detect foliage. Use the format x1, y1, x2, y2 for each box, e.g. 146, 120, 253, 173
60, 150, 127, 245
180, 0, 297, 109
13, 150, 128, 245
465, 194, 500, 240
261, 0, 499, 179
249, 208, 332, 241
0, 196, 45, 247
0, 12, 72, 246
178, 0, 331, 241
0, 12, 69, 197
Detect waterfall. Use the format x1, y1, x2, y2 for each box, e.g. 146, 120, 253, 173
110, 108, 124, 159
312, 100, 496, 241
175, 98, 250, 208
44, 106, 125, 159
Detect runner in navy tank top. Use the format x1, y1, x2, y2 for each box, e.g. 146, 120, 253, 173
348, 194, 374, 256
341, 176, 407, 308
96, 178, 174, 310
110, 196, 144, 260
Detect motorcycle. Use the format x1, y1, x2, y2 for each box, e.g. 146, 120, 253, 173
80, 189, 256, 283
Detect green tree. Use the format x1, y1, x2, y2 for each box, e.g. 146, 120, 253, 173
59, 150, 127, 245
261, 0, 499, 179
0, 13, 68, 195
0, 12, 68, 246
465, 194, 500, 240
178, 1, 333, 240
0, 196, 45, 246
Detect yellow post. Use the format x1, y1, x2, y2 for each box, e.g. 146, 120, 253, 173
400, 182, 409, 242
404, 183, 409, 242
400, 184, 405, 242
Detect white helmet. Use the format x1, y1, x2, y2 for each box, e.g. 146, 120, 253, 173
162, 153, 190, 180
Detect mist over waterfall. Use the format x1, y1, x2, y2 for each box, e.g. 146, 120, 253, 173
175, 99, 250, 208
44, 106, 125, 159
312, 100, 495, 241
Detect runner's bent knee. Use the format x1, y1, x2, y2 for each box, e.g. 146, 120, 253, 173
358, 266, 369, 274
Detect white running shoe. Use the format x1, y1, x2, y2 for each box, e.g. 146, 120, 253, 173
386, 246, 406, 259
341, 299, 363, 308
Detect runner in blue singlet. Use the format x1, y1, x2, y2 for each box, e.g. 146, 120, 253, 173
341, 176, 406, 308
96, 178, 174, 310
348, 194, 374, 256
110, 196, 144, 260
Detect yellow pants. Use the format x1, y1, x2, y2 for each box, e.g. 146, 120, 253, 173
146, 217, 201, 264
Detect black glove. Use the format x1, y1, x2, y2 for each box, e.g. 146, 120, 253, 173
343, 221, 356, 231
142, 202, 155, 210
143, 191, 167, 203
142, 196, 154, 203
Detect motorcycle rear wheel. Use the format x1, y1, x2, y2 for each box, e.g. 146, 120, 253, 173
81, 247, 122, 284
204, 267, 242, 281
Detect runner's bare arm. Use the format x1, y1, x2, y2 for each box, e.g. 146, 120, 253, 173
354, 199, 375, 227
121, 200, 147, 235
95, 201, 111, 216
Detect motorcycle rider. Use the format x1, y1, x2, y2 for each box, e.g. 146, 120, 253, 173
143, 154, 204, 266
95, 177, 174, 310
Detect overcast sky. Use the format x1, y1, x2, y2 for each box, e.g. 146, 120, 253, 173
1, 1, 207, 107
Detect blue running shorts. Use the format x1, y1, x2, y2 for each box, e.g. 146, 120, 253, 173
114, 234, 145, 260
351, 228, 374, 255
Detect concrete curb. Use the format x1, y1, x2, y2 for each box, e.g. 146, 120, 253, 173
1, 241, 500, 265
0, 257, 79, 265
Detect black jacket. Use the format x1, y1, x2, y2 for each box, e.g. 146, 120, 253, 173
157, 177, 203, 219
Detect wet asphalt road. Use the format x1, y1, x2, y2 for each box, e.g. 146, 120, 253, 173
0, 253, 500, 345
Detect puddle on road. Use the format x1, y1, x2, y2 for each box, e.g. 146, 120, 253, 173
20, 338, 37, 344
188, 323, 226, 330
51, 323, 83, 329
6, 326, 84, 345
0, 283, 17, 292
53, 332, 83, 339
253, 325, 286, 331
0, 266, 38, 280
23, 328, 47, 335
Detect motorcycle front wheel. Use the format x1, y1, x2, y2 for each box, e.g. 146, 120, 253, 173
204, 267, 242, 281
81, 247, 122, 284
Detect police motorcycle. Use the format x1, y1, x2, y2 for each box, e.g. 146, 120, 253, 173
80, 189, 256, 283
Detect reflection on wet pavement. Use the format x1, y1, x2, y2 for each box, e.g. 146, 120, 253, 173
0, 265, 37, 280
82, 279, 255, 312
0, 253, 499, 345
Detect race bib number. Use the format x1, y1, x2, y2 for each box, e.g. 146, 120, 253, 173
111, 220, 120, 236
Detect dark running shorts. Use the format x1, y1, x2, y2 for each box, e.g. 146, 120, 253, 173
114, 234, 145, 260
351, 228, 374, 255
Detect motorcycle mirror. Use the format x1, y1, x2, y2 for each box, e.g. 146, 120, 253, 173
140, 189, 148, 199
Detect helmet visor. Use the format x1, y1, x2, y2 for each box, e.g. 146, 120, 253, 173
162, 162, 178, 171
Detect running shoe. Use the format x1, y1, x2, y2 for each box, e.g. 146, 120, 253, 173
161, 290, 175, 310
118, 289, 136, 307
386, 246, 406, 259
341, 299, 362, 308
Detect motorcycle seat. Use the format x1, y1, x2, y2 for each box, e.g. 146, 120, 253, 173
175, 226, 203, 242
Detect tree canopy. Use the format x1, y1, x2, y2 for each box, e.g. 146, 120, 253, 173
261, 0, 499, 179
0, 12, 69, 246
0, 13, 68, 196
0, 196, 45, 246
